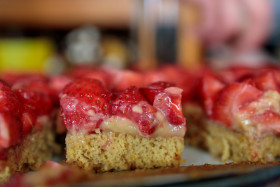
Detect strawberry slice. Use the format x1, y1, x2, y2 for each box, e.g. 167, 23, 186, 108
1, 73, 47, 86
0, 82, 23, 148
0, 81, 23, 115
252, 71, 280, 92
258, 66, 280, 84
49, 75, 73, 94
12, 75, 57, 110
21, 110, 36, 136
153, 87, 186, 126
212, 83, 263, 127
0, 112, 22, 149
219, 66, 255, 83
200, 72, 225, 117
159, 66, 198, 102
60, 78, 112, 132
110, 70, 144, 91
140, 81, 176, 104
11, 78, 55, 134
83, 71, 109, 88
144, 66, 199, 102
15, 88, 53, 116
111, 86, 158, 136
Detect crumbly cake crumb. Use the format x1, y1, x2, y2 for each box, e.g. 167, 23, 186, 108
205, 122, 280, 162
183, 104, 207, 148
66, 132, 184, 172
0, 124, 57, 182
184, 104, 280, 162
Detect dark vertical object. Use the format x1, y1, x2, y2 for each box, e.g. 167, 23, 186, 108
156, 25, 177, 63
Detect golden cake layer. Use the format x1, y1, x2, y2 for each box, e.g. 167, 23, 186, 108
0, 122, 58, 182
184, 104, 280, 162
205, 121, 280, 162
66, 132, 184, 172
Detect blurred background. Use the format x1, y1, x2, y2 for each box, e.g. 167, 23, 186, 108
0, 0, 280, 74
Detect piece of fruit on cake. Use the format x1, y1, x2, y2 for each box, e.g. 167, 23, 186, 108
0, 76, 58, 182
60, 79, 186, 172
187, 68, 280, 162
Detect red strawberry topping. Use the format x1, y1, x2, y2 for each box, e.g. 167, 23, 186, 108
144, 66, 199, 102
59, 77, 186, 135
21, 110, 36, 135
153, 87, 186, 126
111, 86, 158, 136
212, 83, 263, 127
2, 74, 62, 136
60, 78, 111, 132
14, 87, 53, 116
218, 66, 255, 83
0, 80, 23, 115
0, 149, 7, 160
1, 73, 47, 86
67, 66, 113, 88
140, 81, 176, 104
251, 71, 280, 92
0, 82, 23, 148
0, 112, 22, 149
49, 75, 73, 94
12, 77, 55, 135
111, 70, 144, 91
200, 72, 225, 117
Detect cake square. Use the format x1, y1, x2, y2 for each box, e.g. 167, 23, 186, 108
60, 79, 186, 171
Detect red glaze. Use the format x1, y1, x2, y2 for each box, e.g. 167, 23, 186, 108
0, 74, 59, 150
21, 111, 36, 136
153, 87, 186, 126
14, 87, 53, 116
1, 73, 47, 86
140, 81, 176, 104
251, 71, 280, 92
111, 86, 158, 136
12, 77, 56, 136
111, 70, 144, 91
60, 78, 185, 135
144, 66, 199, 102
200, 72, 225, 117
67, 66, 110, 87
0, 82, 23, 149
60, 79, 112, 132
212, 83, 263, 127
0, 112, 22, 149
218, 66, 255, 83
49, 75, 73, 94
0, 81, 23, 115
0, 149, 8, 161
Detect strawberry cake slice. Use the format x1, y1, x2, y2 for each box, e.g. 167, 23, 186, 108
60, 79, 186, 172
186, 68, 280, 162
0, 76, 58, 182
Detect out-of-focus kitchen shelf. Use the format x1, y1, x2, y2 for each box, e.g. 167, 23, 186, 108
0, 0, 133, 29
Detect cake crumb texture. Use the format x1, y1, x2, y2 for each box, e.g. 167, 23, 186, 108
0, 125, 57, 182
66, 132, 184, 172
183, 104, 207, 148
184, 104, 280, 162
205, 122, 280, 162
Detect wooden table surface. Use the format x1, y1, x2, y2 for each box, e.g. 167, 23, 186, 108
0, 0, 133, 29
